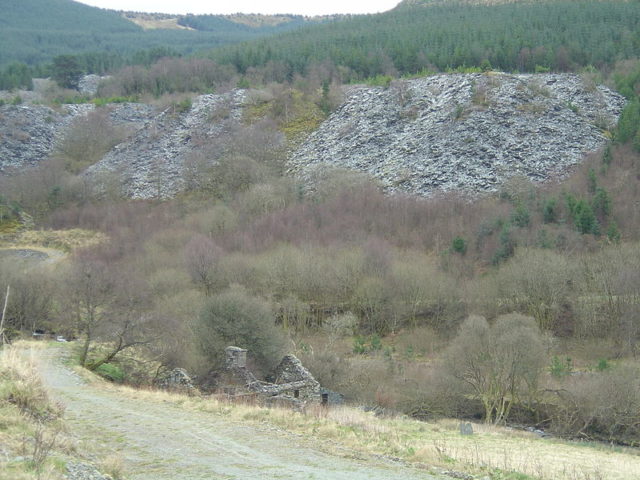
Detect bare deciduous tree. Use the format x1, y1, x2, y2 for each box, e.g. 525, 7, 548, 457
61, 251, 152, 368
443, 313, 546, 424
56, 108, 130, 174
184, 234, 224, 296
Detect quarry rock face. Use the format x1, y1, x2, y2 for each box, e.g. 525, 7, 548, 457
288, 73, 626, 196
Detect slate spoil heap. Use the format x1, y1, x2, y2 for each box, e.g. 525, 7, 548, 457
289, 73, 626, 196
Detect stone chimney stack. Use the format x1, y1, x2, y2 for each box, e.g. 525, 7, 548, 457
225, 346, 247, 369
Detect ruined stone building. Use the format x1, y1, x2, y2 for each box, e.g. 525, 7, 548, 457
221, 346, 330, 406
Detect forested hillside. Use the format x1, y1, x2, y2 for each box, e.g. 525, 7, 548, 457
212, 1, 640, 79
0, 0, 329, 68
4, 0, 639, 90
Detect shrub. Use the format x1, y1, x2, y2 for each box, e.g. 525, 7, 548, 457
542, 197, 558, 223
602, 143, 612, 165
197, 285, 287, 372
596, 358, 611, 372
171, 97, 192, 113
323, 312, 358, 338
55, 108, 130, 173
551, 365, 640, 443
587, 168, 598, 194
572, 199, 599, 235
592, 187, 612, 220
491, 223, 515, 265
353, 336, 367, 354
511, 203, 530, 228
352, 334, 383, 354
607, 221, 621, 243
451, 236, 467, 254
493, 248, 574, 332
365, 75, 393, 88
549, 355, 573, 378
442, 313, 546, 424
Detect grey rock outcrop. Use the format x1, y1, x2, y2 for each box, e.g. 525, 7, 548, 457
289, 73, 626, 196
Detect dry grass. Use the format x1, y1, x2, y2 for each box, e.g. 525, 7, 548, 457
99, 454, 126, 480
411, 420, 639, 480
122, 13, 192, 31
0, 345, 66, 480
0, 229, 106, 253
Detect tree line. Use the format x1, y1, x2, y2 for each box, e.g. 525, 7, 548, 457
210, 1, 640, 79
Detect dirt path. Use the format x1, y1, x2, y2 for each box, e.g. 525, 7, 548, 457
38, 348, 443, 480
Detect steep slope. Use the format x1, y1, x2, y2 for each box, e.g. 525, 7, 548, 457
86, 91, 248, 199
288, 73, 625, 195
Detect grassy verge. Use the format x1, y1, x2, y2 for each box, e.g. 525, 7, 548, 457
87, 369, 640, 480
0, 342, 126, 480
0, 345, 67, 480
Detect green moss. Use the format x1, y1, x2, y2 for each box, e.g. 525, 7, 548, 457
94, 363, 125, 383
243, 100, 273, 124
0, 219, 21, 234
281, 108, 324, 141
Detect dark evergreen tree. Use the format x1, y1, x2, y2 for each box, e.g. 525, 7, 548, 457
52, 55, 82, 89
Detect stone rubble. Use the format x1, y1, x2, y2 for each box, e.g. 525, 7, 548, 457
153, 367, 197, 393
65, 462, 112, 480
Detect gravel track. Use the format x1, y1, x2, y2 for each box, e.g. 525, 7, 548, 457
39, 348, 442, 480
